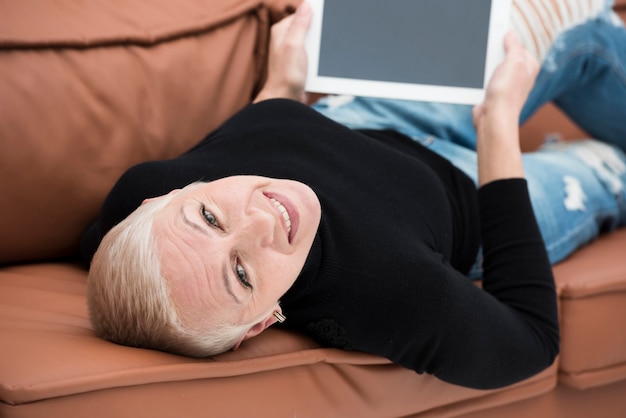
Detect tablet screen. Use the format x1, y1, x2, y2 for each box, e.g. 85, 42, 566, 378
306, 0, 512, 104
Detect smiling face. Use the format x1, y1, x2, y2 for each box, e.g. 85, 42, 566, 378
149, 176, 321, 347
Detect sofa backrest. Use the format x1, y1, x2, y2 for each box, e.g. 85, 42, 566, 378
0, 0, 297, 264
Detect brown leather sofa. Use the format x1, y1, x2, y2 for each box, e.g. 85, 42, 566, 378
2, 1, 625, 417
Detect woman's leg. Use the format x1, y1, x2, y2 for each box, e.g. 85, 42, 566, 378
514, 1, 626, 263
311, 96, 477, 149
523, 140, 626, 264
517, 2, 626, 148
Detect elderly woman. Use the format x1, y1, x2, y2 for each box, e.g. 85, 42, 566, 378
82, 0, 626, 390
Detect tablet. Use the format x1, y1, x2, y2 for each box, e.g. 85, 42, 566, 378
305, 0, 512, 104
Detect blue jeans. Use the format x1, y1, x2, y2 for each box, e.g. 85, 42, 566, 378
312, 12, 626, 272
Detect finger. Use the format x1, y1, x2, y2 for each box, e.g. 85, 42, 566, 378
272, 13, 296, 35
504, 31, 525, 56
295, 1, 313, 21
287, 1, 313, 41
472, 103, 484, 122
504, 31, 539, 75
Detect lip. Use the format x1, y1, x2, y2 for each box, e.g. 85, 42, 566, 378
264, 192, 299, 244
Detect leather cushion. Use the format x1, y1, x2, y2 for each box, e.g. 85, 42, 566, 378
0, 262, 556, 417
553, 229, 626, 389
0, 0, 273, 263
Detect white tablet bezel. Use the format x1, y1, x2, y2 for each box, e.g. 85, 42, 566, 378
305, 0, 512, 104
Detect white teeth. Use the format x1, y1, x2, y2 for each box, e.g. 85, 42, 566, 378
270, 198, 291, 233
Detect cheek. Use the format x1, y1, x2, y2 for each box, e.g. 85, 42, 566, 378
261, 253, 302, 291
282, 256, 302, 281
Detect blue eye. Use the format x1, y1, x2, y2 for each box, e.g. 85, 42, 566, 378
201, 205, 220, 228
236, 262, 252, 290
199, 203, 251, 291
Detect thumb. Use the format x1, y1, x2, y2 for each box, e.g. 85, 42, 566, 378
472, 103, 485, 125
287, 2, 313, 41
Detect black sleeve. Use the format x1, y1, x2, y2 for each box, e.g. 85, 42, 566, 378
473, 178, 559, 387
439, 179, 560, 388
352, 179, 560, 389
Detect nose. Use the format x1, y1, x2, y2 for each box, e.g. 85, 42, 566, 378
238, 206, 276, 248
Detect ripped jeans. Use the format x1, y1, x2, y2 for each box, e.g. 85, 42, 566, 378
311, 4, 626, 272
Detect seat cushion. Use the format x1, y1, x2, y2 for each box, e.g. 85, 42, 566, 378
553, 228, 626, 389
0, 263, 556, 418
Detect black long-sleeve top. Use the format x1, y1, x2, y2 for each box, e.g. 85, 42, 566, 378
82, 99, 559, 389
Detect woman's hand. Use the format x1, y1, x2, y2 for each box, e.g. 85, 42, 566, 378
473, 31, 539, 125
253, 2, 313, 104
473, 31, 540, 186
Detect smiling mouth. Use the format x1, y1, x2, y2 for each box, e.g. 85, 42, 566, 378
269, 197, 292, 237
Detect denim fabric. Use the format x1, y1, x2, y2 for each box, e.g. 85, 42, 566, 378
311, 10, 626, 272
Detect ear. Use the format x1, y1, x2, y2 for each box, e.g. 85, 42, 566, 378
231, 306, 283, 351
141, 189, 181, 206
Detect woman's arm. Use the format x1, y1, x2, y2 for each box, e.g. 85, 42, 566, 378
253, 2, 312, 104
472, 32, 539, 186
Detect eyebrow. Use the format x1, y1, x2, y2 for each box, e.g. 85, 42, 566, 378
180, 206, 208, 235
